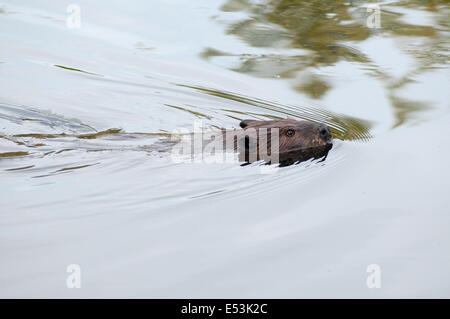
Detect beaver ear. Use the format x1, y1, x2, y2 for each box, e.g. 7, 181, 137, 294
240, 119, 257, 128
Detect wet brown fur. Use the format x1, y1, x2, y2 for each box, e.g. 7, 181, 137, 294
235, 118, 333, 166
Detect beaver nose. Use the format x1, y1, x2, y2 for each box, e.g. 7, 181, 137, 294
319, 125, 331, 141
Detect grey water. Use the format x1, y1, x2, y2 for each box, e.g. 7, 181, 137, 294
0, 0, 449, 297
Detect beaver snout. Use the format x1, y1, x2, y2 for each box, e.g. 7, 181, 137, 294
318, 124, 332, 143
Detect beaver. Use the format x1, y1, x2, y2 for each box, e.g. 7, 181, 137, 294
170, 118, 332, 167
235, 118, 332, 167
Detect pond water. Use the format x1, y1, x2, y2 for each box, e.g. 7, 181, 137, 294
0, 0, 449, 297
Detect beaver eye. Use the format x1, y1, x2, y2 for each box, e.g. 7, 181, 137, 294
286, 129, 295, 137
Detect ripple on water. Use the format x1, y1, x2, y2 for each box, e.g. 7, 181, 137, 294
1, 89, 355, 211
1, 45, 372, 211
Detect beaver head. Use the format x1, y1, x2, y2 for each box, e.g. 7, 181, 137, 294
238, 118, 333, 166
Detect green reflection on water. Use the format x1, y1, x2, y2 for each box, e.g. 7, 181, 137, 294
389, 95, 432, 128
54, 65, 103, 77
165, 104, 213, 120
178, 83, 372, 141
204, 0, 449, 128
0, 151, 29, 158
296, 75, 331, 99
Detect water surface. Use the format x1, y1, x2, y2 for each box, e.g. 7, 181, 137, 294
0, 0, 449, 297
